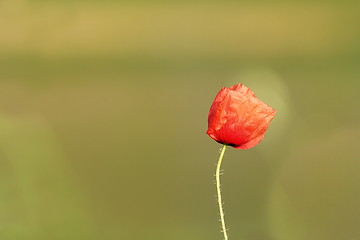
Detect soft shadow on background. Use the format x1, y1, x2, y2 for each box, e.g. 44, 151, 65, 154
1, 1, 360, 239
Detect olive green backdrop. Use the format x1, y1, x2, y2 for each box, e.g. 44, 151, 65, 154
0, 1, 359, 239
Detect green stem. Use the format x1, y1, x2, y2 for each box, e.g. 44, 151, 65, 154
216, 145, 229, 240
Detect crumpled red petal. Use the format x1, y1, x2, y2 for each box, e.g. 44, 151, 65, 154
206, 84, 276, 149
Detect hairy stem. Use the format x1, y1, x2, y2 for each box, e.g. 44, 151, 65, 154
216, 145, 229, 240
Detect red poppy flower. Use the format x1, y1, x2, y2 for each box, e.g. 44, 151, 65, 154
206, 83, 276, 150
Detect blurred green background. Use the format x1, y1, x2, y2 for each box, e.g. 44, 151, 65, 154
1, 0, 360, 239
